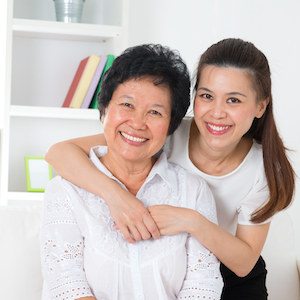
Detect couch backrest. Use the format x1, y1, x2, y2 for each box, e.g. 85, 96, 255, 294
0, 205, 43, 300
0, 206, 299, 300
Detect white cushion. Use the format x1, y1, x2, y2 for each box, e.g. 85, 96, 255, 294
0, 206, 299, 300
262, 211, 300, 300
0, 205, 43, 300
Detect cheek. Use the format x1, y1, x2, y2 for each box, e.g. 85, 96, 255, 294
193, 99, 203, 116
152, 121, 170, 141
233, 109, 258, 130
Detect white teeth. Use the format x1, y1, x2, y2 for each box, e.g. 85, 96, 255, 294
208, 123, 230, 131
120, 132, 147, 142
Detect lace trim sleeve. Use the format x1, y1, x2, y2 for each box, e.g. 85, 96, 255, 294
176, 235, 223, 299
176, 174, 223, 299
40, 177, 94, 300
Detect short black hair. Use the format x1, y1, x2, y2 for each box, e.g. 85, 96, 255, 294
98, 44, 190, 135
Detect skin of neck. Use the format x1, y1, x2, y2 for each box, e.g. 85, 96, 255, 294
189, 120, 253, 176
100, 150, 156, 195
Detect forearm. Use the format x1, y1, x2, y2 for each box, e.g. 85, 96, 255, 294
45, 137, 160, 242
45, 136, 109, 198
187, 210, 269, 277
76, 297, 97, 300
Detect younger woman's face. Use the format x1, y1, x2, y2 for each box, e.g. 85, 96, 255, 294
194, 66, 268, 153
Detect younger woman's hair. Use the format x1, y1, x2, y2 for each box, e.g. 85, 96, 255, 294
98, 44, 190, 135
194, 38, 295, 223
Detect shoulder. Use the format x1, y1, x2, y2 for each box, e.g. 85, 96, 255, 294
168, 161, 216, 212
248, 140, 263, 162
44, 176, 68, 196
44, 175, 88, 206
42, 176, 78, 222
242, 140, 265, 179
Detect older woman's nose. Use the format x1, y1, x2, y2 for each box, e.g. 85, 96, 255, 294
128, 112, 147, 130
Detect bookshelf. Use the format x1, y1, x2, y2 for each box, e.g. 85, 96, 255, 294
0, 0, 128, 204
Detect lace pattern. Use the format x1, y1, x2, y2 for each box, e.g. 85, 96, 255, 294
43, 272, 93, 300
40, 150, 223, 299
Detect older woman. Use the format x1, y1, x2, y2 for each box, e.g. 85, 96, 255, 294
40, 44, 223, 300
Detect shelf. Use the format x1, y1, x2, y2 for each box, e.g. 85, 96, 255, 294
10, 105, 100, 120
8, 191, 44, 201
12, 18, 122, 42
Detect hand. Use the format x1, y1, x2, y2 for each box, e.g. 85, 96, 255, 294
148, 205, 195, 236
106, 186, 160, 243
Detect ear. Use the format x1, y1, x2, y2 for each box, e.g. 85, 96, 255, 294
256, 98, 269, 118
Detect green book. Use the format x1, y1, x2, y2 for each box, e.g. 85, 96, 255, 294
89, 54, 115, 109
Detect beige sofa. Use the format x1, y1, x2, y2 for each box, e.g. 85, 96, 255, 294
0, 205, 299, 300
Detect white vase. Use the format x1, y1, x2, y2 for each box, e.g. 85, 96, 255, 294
53, 0, 85, 23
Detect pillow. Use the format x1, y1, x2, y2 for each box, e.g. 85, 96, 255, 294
0, 205, 43, 300
262, 211, 300, 300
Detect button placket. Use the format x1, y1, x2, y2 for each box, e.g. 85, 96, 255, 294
129, 243, 145, 300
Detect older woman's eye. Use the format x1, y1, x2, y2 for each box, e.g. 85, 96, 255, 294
123, 103, 132, 108
150, 110, 161, 116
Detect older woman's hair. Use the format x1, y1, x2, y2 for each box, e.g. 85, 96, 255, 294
195, 38, 295, 223
98, 44, 190, 135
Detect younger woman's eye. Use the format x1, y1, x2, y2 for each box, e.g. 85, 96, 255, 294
227, 98, 241, 103
200, 93, 213, 100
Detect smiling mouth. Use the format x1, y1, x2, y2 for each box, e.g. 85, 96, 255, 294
120, 132, 148, 142
207, 123, 231, 131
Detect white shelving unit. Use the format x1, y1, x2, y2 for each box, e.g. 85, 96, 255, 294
0, 0, 128, 204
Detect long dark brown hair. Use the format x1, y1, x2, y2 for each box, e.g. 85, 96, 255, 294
194, 38, 295, 223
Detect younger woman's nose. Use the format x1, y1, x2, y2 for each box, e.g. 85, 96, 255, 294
211, 102, 227, 119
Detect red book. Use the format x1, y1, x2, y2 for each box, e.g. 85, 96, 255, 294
62, 57, 89, 107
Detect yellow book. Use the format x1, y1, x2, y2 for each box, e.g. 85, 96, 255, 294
70, 54, 101, 108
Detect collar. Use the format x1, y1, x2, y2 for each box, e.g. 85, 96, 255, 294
89, 146, 179, 195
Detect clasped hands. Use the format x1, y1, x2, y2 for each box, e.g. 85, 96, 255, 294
108, 190, 192, 243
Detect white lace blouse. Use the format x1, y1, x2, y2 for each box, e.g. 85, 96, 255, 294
40, 146, 223, 300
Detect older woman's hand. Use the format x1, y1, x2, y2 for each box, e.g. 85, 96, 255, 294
148, 205, 197, 236
107, 183, 161, 243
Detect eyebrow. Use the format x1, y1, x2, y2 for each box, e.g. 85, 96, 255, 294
197, 87, 247, 98
121, 95, 169, 112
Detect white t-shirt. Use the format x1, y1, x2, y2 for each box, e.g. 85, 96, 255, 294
165, 117, 271, 235
40, 146, 223, 300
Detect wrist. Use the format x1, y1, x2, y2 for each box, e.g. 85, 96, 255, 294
180, 208, 200, 235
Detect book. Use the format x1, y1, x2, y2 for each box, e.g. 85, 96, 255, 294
69, 54, 101, 108
89, 54, 115, 109
62, 56, 89, 107
81, 55, 108, 109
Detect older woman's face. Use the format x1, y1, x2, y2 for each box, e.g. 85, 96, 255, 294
102, 77, 171, 164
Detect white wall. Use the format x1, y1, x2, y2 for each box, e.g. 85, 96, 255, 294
127, 0, 300, 255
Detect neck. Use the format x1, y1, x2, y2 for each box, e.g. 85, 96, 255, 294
100, 151, 155, 195
189, 120, 252, 176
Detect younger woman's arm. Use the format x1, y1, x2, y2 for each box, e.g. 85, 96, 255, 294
45, 134, 160, 243
148, 205, 270, 277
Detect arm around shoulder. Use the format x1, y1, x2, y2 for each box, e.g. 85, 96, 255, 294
44, 133, 160, 243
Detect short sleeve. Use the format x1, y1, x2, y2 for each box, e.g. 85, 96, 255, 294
40, 177, 94, 300
237, 162, 271, 225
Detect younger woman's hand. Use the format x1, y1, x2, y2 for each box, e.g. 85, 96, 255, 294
148, 205, 195, 236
